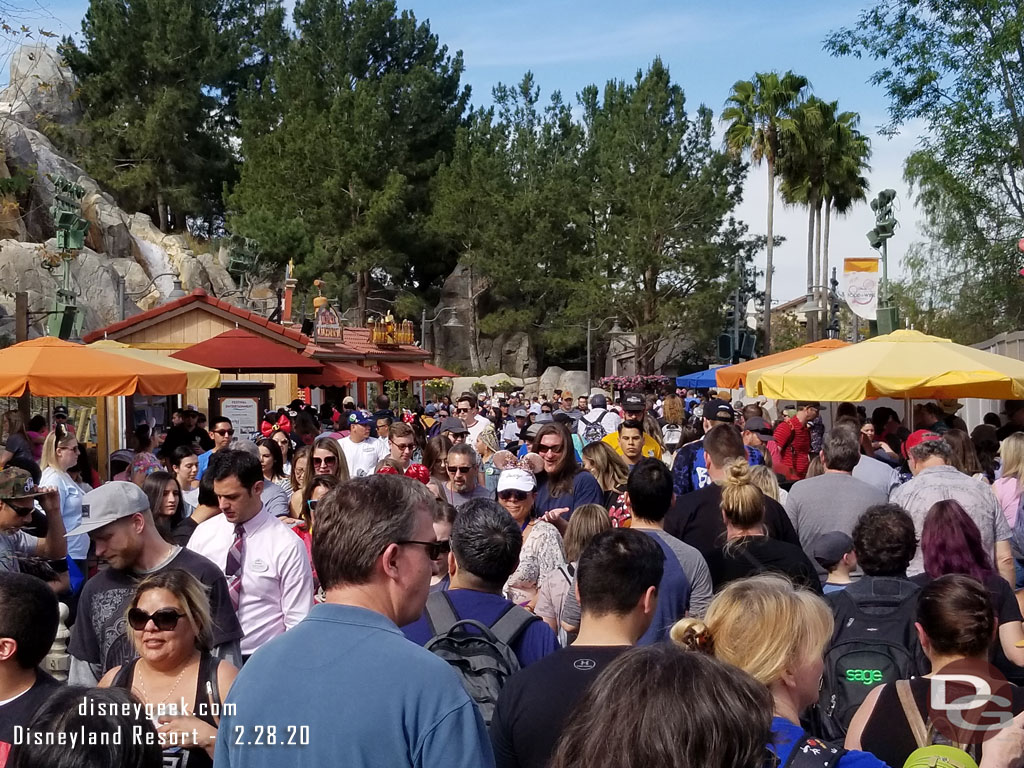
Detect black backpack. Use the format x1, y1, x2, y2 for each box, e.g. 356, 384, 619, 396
424, 591, 537, 726
815, 580, 924, 740
783, 735, 847, 768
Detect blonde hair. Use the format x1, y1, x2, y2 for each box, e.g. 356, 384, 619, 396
670, 574, 833, 687
748, 464, 781, 502
720, 460, 764, 530
1001, 433, 1024, 481
39, 425, 77, 476
582, 441, 630, 493
563, 504, 612, 561
129, 569, 214, 652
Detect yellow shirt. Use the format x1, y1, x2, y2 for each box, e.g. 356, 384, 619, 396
602, 432, 662, 461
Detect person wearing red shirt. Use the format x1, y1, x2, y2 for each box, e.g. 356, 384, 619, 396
773, 402, 819, 481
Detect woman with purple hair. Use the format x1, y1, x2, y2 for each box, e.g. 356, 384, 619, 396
913, 499, 1024, 677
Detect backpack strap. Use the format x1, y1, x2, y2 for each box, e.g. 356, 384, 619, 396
489, 604, 538, 647
896, 680, 930, 749
425, 590, 460, 636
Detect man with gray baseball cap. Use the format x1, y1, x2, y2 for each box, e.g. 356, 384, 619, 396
577, 393, 621, 446
67, 481, 243, 686
502, 407, 529, 450
0, 467, 66, 575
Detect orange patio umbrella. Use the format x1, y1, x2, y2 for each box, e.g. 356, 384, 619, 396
0, 337, 188, 396
715, 339, 850, 390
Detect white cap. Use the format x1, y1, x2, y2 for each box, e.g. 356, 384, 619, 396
67, 482, 150, 537
497, 468, 536, 493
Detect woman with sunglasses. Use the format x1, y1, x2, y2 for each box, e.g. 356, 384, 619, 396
498, 466, 567, 607
39, 424, 88, 573
532, 423, 603, 530
99, 569, 239, 767
291, 437, 348, 520
293, 474, 339, 598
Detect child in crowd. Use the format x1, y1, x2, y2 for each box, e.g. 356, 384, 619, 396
813, 531, 857, 593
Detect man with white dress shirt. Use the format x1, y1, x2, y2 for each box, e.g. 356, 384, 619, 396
188, 450, 313, 660
339, 410, 388, 477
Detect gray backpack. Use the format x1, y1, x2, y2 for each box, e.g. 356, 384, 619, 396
424, 591, 536, 725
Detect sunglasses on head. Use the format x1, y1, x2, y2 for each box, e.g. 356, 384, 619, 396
128, 607, 186, 631
313, 456, 338, 466
498, 490, 530, 502
396, 539, 451, 560
447, 465, 472, 474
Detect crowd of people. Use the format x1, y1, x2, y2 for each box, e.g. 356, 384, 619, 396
4, 388, 1024, 767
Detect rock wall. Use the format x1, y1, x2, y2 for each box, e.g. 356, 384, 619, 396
0, 43, 256, 335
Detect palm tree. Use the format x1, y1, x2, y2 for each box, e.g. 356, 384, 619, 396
779, 99, 870, 335
723, 71, 810, 353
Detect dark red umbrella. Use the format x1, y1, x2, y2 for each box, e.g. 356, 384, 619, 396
171, 329, 323, 374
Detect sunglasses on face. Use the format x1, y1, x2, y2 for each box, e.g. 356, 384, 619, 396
313, 456, 338, 466
536, 444, 563, 455
447, 465, 473, 474
307, 499, 318, 511
213, 429, 234, 437
396, 539, 451, 560
5, 501, 34, 515
455, 407, 471, 414
498, 490, 530, 502
391, 441, 415, 452
128, 607, 187, 631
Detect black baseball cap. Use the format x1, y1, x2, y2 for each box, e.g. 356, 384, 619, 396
622, 392, 645, 412
744, 416, 774, 439
705, 399, 735, 423
812, 532, 854, 570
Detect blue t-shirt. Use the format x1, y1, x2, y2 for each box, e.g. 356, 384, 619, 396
823, 582, 848, 594
402, 589, 558, 668
770, 717, 890, 768
535, 471, 603, 517
196, 449, 214, 481
637, 529, 692, 646
215, 603, 494, 768
671, 439, 764, 495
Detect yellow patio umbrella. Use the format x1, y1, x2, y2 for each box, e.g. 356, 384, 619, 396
715, 339, 850, 389
89, 340, 221, 390
748, 329, 1024, 402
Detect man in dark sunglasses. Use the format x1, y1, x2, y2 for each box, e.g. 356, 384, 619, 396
196, 416, 235, 482
442, 444, 492, 507
0, 468, 66, 575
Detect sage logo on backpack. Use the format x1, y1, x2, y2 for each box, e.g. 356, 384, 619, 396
926, 658, 1013, 746
845, 668, 883, 686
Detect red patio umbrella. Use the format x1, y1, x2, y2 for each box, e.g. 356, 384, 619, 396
171, 329, 323, 374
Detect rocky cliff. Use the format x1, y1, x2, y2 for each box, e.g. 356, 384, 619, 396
0, 44, 255, 337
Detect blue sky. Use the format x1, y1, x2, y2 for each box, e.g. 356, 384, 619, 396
38, 0, 923, 302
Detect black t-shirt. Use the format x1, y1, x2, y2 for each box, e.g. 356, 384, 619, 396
664, 483, 800, 557
705, 536, 823, 594
69, 548, 242, 678
0, 670, 60, 746
162, 426, 213, 458
490, 645, 629, 768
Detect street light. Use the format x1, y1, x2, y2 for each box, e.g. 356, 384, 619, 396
421, 306, 463, 355
799, 267, 841, 340
117, 272, 187, 321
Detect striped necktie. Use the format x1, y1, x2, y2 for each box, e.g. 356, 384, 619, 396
225, 523, 245, 611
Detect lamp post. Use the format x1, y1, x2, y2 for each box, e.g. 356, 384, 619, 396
117, 272, 187, 321
867, 189, 898, 334
799, 267, 841, 340
420, 306, 462, 357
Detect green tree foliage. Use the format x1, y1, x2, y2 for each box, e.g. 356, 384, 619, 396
433, 59, 754, 374
60, 0, 284, 233
827, 0, 1024, 342
723, 71, 810, 351
229, 0, 469, 321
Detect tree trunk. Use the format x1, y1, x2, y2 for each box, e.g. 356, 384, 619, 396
805, 199, 815, 341
356, 269, 368, 325
467, 265, 482, 373
814, 199, 823, 312
763, 161, 776, 353
823, 196, 833, 322
157, 192, 169, 234
637, 265, 659, 375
